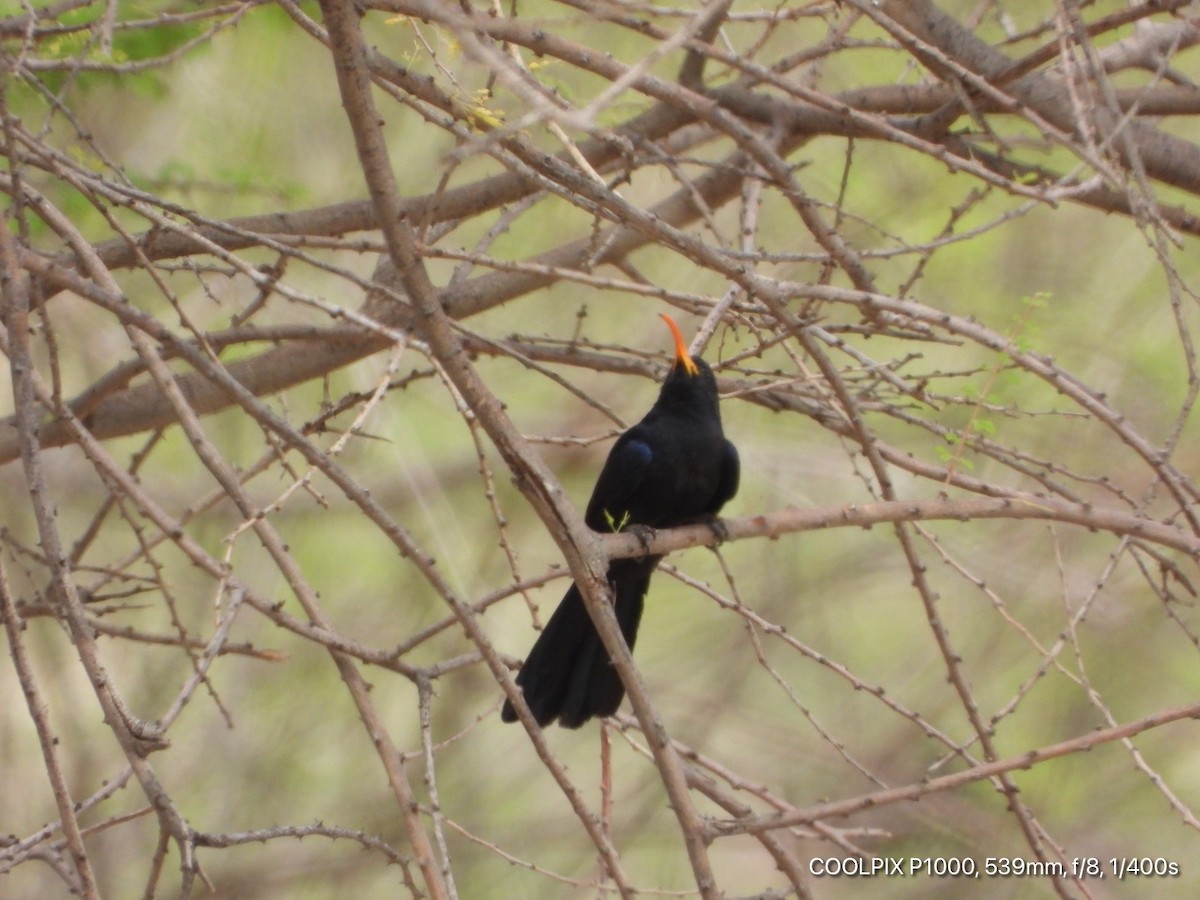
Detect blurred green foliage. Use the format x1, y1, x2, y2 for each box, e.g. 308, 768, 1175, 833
3, 1, 1200, 897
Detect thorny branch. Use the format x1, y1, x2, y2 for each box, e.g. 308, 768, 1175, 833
3, 1, 1200, 896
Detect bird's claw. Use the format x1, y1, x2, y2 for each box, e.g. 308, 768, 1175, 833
626, 523, 656, 559
706, 516, 729, 545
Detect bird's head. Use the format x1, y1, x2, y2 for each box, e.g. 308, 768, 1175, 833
657, 314, 719, 412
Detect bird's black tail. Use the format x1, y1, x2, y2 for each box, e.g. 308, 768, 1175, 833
501, 557, 659, 728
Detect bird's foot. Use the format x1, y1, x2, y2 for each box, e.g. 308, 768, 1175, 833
626, 523, 657, 559
706, 516, 729, 545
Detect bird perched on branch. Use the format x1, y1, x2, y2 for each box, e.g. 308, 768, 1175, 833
502, 314, 739, 728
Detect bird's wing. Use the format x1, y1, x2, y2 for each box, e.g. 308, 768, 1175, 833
583, 430, 654, 531
707, 438, 740, 514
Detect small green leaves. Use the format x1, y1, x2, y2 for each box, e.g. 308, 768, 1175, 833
602, 508, 631, 533
941, 292, 1050, 481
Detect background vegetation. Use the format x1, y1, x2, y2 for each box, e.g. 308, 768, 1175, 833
3, 1, 1200, 897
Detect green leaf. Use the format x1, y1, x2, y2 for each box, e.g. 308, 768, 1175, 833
602, 508, 631, 533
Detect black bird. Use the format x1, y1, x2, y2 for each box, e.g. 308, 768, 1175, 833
501, 315, 739, 728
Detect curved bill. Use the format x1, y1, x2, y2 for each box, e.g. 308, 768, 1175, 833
659, 313, 700, 376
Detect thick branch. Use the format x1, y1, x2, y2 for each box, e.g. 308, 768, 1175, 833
603, 495, 1200, 563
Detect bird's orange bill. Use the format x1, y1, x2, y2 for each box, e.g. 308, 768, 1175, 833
659, 313, 700, 376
